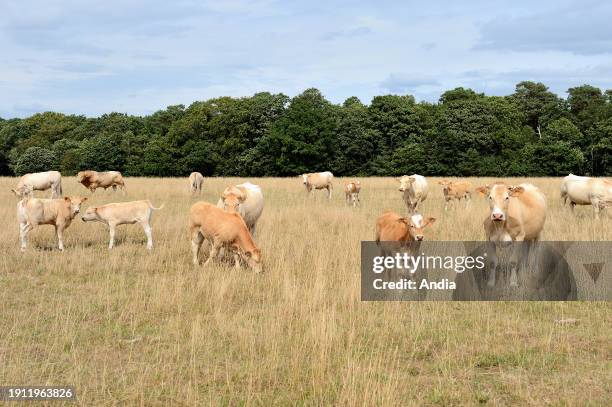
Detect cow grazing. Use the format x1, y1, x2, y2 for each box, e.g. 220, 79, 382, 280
77, 171, 126, 194
17, 196, 87, 251
189, 202, 262, 272
375, 211, 436, 243
302, 171, 334, 199
81, 200, 164, 250
397, 174, 428, 213
189, 172, 204, 195
344, 181, 361, 207
476, 183, 546, 287
438, 180, 472, 211
560, 174, 612, 218
12, 171, 62, 199
216, 182, 264, 235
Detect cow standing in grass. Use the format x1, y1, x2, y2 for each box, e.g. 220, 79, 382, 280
344, 181, 361, 207
189, 172, 204, 195
302, 172, 334, 200
12, 171, 62, 199
17, 196, 87, 251
77, 171, 126, 195
476, 183, 546, 288
397, 174, 428, 214
560, 174, 612, 218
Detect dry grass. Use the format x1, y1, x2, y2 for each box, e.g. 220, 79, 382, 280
0, 176, 610, 406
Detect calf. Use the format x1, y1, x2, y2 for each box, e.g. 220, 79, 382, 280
77, 170, 126, 194
477, 183, 546, 287
344, 181, 361, 207
189, 202, 262, 272
81, 200, 163, 250
375, 211, 436, 243
438, 180, 472, 211
302, 171, 334, 199
12, 171, 62, 198
397, 174, 428, 213
189, 172, 204, 195
17, 196, 87, 251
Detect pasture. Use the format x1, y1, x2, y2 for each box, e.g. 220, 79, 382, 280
0, 176, 610, 406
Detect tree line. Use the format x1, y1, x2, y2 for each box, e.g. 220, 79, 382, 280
1, 82, 611, 177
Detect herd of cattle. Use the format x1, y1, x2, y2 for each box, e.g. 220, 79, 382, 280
9, 169, 612, 280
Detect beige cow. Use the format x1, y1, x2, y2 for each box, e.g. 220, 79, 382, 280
17, 196, 87, 251
476, 183, 546, 287
81, 200, 164, 250
12, 171, 62, 198
438, 180, 472, 211
77, 171, 126, 194
216, 182, 264, 235
560, 174, 612, 218
302, 171, 334, 199
189, 201, 262, 272
189, 172, 204, 195
344, 181, 361, 207
397, 174, 428, 213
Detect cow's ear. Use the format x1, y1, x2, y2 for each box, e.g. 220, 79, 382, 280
407, 177, 415, 183
508, 186, 524, 196
424, 217, 436, 227
476, 186, 489, 196
398, 217, 409, 225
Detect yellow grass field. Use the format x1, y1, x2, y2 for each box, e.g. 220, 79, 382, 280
0, 176, 610, 406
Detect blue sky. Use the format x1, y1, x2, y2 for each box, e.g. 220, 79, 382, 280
1, 0, 611, 118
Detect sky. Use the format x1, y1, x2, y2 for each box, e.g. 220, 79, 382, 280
1, 0, 611, 118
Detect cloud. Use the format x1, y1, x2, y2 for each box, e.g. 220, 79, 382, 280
320, 26, 372, 41
475, 1, 612, 55
381, 74, 440, 93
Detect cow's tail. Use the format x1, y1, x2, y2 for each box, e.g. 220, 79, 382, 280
149, 201, 165, 210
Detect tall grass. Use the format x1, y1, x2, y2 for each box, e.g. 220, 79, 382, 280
0, 176, 610, 406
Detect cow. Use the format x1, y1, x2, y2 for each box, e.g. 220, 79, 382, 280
77, 171, 126, 194
189, 201, 262, 272
189, 172, 204, 195
375, 211, 436, 243
302, 172, 334, 199
81, 200, 164, 250
438, 180, 472, 211
397, 174, 428, 214
476, 183, 546, 288
17, 196, 87, 251
560, 174, 612, 218
12, 171, 62, 199
344, 181, 361, 207
216, 182, 264, 236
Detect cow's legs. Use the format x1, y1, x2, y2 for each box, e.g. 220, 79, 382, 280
486, 241, 499, 287
203, 240, 221, 267
142, 222, 153, 251
108, 223, 117, 249
56, 225, 65, 251
327, 186, 332, 200
20, 222, 33, 252
191, 228, 204, 265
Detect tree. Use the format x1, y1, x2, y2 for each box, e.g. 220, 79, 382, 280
543, 118, 585, 147
11, 147, 56, 175
511, 81, 564, 136
567, 85, 607, 131
439, 87, 483, 104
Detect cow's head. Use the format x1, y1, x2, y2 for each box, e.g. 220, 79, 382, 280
245, 248, 263, 273
11, 184, 33, 198
81, 206, 101, 222
221, 187, 246, 212
301, 174, 310, 185
64, 196, 87, 217
397, 176, 415, 192
481, 184, 524, 222
438, 180, 452, 193
399, 213, 436, 241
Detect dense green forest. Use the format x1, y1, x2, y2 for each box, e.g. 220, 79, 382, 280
1, 82, 611, 177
